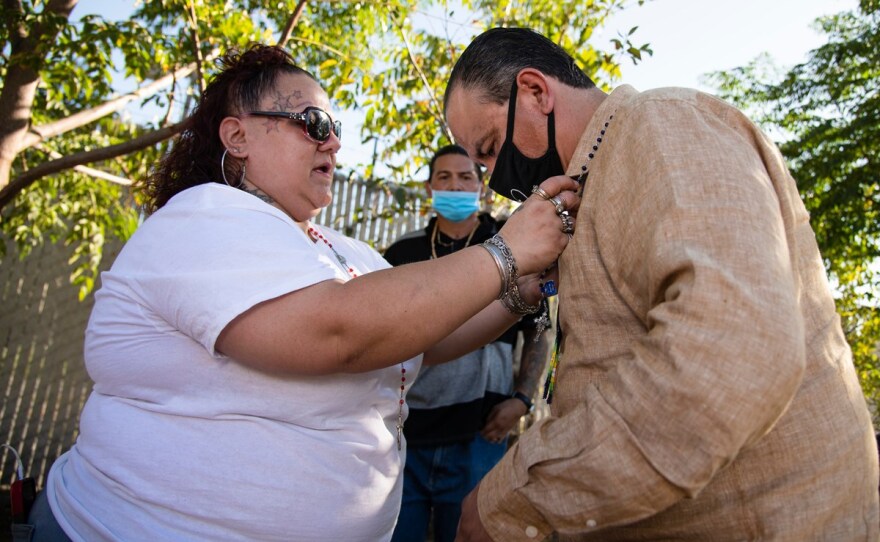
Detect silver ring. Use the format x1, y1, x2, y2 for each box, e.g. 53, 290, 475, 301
531, 185, 551, 200
549, 195, 565, 215
560, 213, 574, 234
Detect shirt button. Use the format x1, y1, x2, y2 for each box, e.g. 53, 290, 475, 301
525, 525, 539, 538
586, 519, 598, 528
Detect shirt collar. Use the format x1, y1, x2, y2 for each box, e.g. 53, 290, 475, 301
566, 84, 639, 177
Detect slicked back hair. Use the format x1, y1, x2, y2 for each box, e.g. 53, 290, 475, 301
444, 27, 596, 111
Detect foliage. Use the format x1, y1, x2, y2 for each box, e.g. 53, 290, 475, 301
707, 0, 880, 419
4, 119, 149, 298
0, 0, 650, 298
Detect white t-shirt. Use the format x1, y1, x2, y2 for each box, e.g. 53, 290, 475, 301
46, 184, 422, 541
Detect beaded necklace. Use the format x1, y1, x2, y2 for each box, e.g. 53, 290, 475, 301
543, 114, 613, 405
308, 225, 358, 277
307, 224, 408, 450
430, 218, 480, 260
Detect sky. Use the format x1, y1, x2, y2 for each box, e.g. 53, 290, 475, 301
361, 0, 858, 169
73, 0, 859, 168
599, 0, 857, 92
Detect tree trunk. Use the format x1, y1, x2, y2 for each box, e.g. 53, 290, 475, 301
0, 0, 79, 191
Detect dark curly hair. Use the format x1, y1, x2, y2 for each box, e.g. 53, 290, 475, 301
140, 44, 316, 213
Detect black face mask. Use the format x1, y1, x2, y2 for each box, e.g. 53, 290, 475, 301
489, 79, 565, 201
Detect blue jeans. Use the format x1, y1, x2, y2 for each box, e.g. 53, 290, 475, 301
391, 434, 507, 542
13, 490, 72, 542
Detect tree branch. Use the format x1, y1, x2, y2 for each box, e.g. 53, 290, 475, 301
277, 0, 308, 48
162, 84, 178, 127
393, 18, 452, 142
0, 0, 78, 189
0, 122, 184, 210
186, 0, 205, 94
19, 60, 205, 151
36, 144, 133, 186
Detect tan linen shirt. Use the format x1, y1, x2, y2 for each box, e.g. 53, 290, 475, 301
478, 85, 879, 541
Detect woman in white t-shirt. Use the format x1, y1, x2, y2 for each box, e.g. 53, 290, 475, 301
30, 44, 579, 541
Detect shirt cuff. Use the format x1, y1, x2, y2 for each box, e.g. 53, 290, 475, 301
478, 444, 553, 541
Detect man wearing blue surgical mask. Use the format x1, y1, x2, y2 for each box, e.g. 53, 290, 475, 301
384, 144, 551, 542
425, 144, 486, 242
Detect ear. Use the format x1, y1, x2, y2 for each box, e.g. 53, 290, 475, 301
513, 69, 555, 116
219, 117, 248, 157
425, 182, 434, 198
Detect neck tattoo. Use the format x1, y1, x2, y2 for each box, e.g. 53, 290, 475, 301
307, 224, 408, 450
243, 186, 275, 205
543, 114, 614, 406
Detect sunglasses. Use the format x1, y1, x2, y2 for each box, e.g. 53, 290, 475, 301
247, 107, 342, 143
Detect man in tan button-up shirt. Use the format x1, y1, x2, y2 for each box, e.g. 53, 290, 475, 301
445, 27, 879, 541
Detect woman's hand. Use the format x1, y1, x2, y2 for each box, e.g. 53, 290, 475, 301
497, 176, 579, 276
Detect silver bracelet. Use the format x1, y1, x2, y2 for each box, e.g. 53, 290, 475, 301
479, 241, 509, 299
501, 282, 542, 315
483, 235, 518, 293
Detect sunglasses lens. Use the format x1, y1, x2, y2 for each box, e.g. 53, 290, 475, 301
306, 109, 332, 142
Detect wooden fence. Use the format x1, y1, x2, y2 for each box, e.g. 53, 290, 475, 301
0, 175, 429, 498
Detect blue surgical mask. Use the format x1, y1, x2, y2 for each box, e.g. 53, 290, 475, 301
431, 190, 481, 222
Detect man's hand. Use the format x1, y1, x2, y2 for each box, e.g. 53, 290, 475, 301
481, 398, 527, 443
456, 483, 493, 541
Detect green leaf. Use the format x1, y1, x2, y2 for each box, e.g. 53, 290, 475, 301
708, 4, 880, 424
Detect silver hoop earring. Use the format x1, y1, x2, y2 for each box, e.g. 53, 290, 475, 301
220, 148, 246, 188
